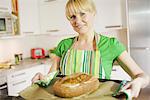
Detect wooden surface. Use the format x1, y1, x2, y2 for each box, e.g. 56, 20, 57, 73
20, 78, 127, 100
1, 80, 149, 100
138, 88, 150, 100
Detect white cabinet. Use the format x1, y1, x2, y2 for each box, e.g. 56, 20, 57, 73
16, 0, 127, 35
38, 0, 126, 34
38, 0, 73, 34
18, 0, 40, 35
7, 64, 45, 96
93, 0, 123, 32
111, 65, 131, 81
0, 0, 12, 13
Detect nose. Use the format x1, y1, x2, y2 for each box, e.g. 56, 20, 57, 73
73, 15, 82, 25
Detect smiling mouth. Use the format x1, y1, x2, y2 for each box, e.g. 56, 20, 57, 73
77, 27, 82, 29
75, 25, 84, 29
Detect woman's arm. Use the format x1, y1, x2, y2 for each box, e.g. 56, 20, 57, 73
32, 54, 60, 83
117, 50, 149, 98
48, 54, 61, 73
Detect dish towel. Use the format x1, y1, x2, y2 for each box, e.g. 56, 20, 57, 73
35, 71, 58, 88
112, 80, 131, 100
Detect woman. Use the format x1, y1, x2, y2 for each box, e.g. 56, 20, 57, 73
32, 0, 149, 99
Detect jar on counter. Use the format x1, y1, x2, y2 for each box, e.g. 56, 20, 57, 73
14, 53, 23, 64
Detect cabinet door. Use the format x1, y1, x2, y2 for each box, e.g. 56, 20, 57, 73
7, 77, 30, 96
7, 64, 45, 96
93, 0, 122, 32
18, 0, 40, 35
7, 69, 28, 83
39, 0, 123, 34
7, 68, 31, 96
0, 0, 12, 13
39, 0, 73, 35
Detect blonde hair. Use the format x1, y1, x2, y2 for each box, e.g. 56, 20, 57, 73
65, 0, 96, 20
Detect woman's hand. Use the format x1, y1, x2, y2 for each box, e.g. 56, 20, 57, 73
120, 74, 149, 99
31, 54, 60, 84
31, 72, 44, 83
117, 51, 150, 98
120, 78, 141, 99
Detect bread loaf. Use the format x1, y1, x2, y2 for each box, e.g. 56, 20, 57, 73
53, 73, 99, 98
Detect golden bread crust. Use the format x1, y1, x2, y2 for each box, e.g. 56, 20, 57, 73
53, 73, 99, 98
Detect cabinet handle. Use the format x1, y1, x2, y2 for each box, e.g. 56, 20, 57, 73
11, 72, 26, 78
46, 29, 59, 32
130, 47, 150, 50
0, 7, 8, 10
12, 80, 26, 86
112, 68, 117, 71
105, 25, 122, 28
23, 32, 34, 34
44, 0, 56, 2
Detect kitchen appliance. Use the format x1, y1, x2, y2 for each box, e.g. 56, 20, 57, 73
31, 48, 45, 59
127, 0, 150, 87
0, 12, 13, 36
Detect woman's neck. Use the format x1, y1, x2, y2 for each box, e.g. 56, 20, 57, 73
78, 31, 95, 43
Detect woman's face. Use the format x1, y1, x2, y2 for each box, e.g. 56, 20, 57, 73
68, 11, 95, 35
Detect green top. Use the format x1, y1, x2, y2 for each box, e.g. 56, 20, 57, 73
52, 34, 126, 79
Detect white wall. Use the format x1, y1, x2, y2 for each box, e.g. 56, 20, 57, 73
0, 34, 67, 62
0, 28, 128, 63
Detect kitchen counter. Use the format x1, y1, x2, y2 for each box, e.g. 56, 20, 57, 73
8, 57, 52, 71
138, 87, 150, 100
0, 57, 52, 97
0, 57, 52, 71
0, 57, 52, 85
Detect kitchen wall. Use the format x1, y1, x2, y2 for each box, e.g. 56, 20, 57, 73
0, 34, 70, 62
0, 29, 128, 63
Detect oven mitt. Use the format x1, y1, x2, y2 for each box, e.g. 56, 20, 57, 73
112, 80, 131, 100
35, 71, 58, 88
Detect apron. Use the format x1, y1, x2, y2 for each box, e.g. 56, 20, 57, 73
59, 34, 106, 79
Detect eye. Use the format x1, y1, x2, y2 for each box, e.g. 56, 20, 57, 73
80, 12, 85, 16
70, 15, 76, 20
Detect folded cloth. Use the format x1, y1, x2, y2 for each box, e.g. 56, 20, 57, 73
112, 80, 131, 100
35, 71, 58, 88
123, 89, 131, 100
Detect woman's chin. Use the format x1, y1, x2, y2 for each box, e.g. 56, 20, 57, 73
75, 29, 88, 35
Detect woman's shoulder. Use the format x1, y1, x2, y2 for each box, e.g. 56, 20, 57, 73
98, 34, 117, 45
59, 37, 76, 45
52, 37, 76, 57
98, 34, 126, 56
56, 36, 76, 50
